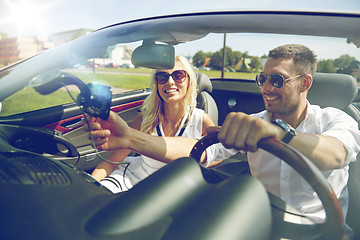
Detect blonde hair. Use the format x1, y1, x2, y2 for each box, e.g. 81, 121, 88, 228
140, 55, 198, 134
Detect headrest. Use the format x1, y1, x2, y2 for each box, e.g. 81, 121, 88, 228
308, 73, 358, 110
196, 72, 212, 94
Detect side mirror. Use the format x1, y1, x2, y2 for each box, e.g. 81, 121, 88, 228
131, 41, 175, 70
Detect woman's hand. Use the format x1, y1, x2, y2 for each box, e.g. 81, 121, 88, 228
86, 111, 132, 151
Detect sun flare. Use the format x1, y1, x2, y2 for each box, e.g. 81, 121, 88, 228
3, 0, 52, 36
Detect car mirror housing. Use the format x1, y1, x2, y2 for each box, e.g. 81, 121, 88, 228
131, 40, 175, 70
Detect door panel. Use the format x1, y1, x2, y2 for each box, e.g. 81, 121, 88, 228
0, 89, 150, 172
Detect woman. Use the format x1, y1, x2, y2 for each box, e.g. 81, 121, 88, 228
91, 55, 215, 193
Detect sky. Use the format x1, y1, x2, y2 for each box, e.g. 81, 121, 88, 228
0, 0, 359, 59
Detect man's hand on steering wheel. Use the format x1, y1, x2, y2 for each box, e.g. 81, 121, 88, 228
210, 112, 285, 152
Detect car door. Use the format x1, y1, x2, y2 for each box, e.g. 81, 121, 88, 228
0, 69, 151, 172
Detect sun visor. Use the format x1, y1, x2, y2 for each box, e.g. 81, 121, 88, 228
131, 41, 175, 70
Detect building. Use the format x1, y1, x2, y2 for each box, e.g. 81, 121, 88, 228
0, 36, 55, 66
0, 28, 134, 68
84, 45, 134, 68
0, 29, 92, 66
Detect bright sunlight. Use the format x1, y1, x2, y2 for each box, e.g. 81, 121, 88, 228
2, 0, 52, 36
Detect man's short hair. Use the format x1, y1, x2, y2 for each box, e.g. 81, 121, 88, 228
269, 44, 317, 76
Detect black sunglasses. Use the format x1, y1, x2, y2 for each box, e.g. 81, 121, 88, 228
155, 70, 188, 84
255, 73, 305, 88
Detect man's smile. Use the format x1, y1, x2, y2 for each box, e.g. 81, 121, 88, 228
264, 94, 280, 102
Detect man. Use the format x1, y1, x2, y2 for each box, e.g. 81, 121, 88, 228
88, 44, 360, 230
217, 44, 360, 227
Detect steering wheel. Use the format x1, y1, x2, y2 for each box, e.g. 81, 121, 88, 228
190, 132, 345, 240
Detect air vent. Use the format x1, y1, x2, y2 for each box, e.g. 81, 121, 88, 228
0, 152, 70, 186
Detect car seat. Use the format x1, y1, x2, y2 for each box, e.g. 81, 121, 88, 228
308, 73, 359, 122
196, 72, 218, 125
308, 72, 360, 239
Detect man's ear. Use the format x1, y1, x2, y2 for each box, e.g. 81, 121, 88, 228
302, 74, 313, 91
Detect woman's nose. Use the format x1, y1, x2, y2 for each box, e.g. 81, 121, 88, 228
166, 76, 176, 84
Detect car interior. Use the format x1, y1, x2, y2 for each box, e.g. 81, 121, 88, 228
0, 47, 358, 240
1, 57, 357, 240
0, 11, 359, 240
98, 42, 360, 238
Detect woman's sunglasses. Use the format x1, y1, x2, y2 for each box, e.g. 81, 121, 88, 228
155, 70, 188, 84
255, 73, 305, 89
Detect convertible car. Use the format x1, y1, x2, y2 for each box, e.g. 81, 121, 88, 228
0, 11, 359, 240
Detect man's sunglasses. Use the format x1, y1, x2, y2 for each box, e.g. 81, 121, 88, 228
255, 73, 305, 89
155, 70, 188, 84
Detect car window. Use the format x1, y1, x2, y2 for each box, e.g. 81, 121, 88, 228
1, 32, 359, 117
0, 43, 152, 117
175, 32, 360, 82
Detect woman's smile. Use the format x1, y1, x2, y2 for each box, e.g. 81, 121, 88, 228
164, 88, 179, 94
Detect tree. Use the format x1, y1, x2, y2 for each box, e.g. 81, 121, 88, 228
208, 51, 223, 70
242, 51, 249, 59
333, 54, 356, 69
207, 47, 239, 70
223, 47, 235, 67
233, 51, 243, 64
317, 60, 336, 73
249, 57, 262, 72
192, 51, 207, 68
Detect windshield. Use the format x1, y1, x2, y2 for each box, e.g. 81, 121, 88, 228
0, 12, 359, 117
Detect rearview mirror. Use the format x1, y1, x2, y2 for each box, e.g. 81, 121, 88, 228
131, 41, 175, 70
